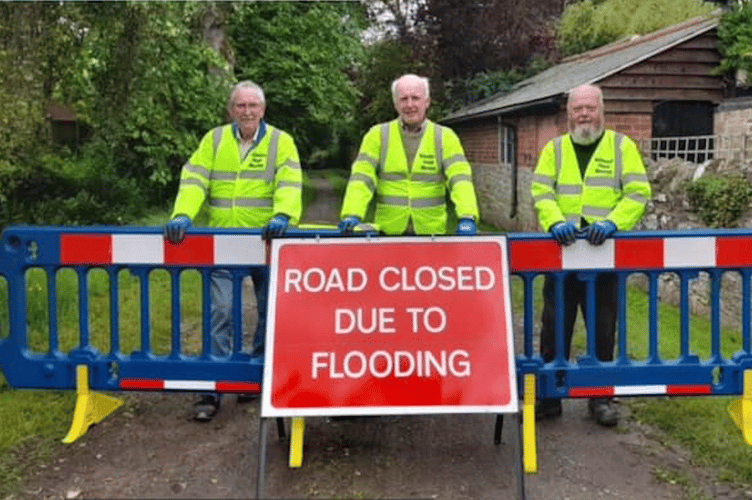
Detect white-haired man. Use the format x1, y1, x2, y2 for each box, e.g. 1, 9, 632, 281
339, 74, 479, 236
164, 80, 302, 421
530, 84, 651, 426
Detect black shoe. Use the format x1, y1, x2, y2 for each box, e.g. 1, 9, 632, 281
193, 395, 220, 422
588, 398, 618, 427
535, 398, 563, 420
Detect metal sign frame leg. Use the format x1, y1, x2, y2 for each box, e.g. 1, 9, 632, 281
256, 417, 270, 499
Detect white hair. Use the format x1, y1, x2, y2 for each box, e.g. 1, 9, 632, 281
228, 80, 266, 108
391, 74, 430, 103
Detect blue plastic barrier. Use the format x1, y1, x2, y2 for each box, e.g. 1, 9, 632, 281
0, 225, 356, 395
509, 228, 752, 400
2, 226, 752, 400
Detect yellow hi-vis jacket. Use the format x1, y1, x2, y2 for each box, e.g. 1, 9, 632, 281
340, 119, 479, 235
531, 130, 651, 232
171, 121, 302, 228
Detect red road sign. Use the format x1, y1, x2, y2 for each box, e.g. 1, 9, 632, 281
261, 236, 517, 417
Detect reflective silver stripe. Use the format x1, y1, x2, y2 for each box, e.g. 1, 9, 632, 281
443, 153, 466, 169
351, 173, 377, 193
533, 173, 555, 187
435, 124, 444, 171
239, 171, 270, 180
448, 174, 471, 189
566, 215, 581, 225
179, 178, 207, 192
209, 198, 274, 208
379, 123, 390, 172
623, 173, 648, 184
235, 198, 274, 208
554, 136, 562, 178
209, 198, 232, 208
266, 129, 281, 182
381, 173, 407, 181
533, 192, 555, 203
582, 206, 611, 217
355, 153, 378, 169
412, 197, 445, 208
184, 163, 210, 180
278, 180, 302, 189
626, 192, 649, 205
378, 195, 409, 206
558, 184, 582, 195
586, 177, 618, 188
281, 159, 301, 170
211, 171, 237, 181
413, 173, 445, 183
213, 127, 223, 155
615, 133, 624, 190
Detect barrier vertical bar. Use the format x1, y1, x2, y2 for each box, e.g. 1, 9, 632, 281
201, 269, 212, 358
648, 271, 660, 364
232, 270, 243, 358
617, 273, 628, 364
582, 272, 597, 364
554, 274, 566, 367
522, 274, 535, 358
711, 269, 723, 365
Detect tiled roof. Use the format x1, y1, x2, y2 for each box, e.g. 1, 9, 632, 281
444, 13, 720, 123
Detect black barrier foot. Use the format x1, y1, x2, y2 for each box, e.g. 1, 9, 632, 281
276, 417, 286, 440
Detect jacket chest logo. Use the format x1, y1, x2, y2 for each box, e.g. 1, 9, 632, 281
416, 153, 439, 171
248, 153, 267, 169
592, 157, 614, 175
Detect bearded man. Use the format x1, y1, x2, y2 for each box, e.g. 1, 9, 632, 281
529, 84, 652, 427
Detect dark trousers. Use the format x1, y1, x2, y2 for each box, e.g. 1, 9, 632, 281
540, 272, 618, 363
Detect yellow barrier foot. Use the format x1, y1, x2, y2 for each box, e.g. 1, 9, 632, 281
63, 365, 124, 444
728, 369, 752, 445
289, 417, 305, 467
523, 374, 538, 473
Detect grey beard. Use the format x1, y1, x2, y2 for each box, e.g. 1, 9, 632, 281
570, 125, 604, 145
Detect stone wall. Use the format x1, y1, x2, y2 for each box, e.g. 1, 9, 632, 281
633, 157, 752, 330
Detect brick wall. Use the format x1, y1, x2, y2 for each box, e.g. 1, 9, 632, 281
605, 112, 652, 142
454, 118, 498, 164
715, 97, 752, 136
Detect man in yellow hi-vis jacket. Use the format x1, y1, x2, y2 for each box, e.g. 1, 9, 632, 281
339, 74, 479, 236
164, 80, 302, 422
531, 84, 651, 427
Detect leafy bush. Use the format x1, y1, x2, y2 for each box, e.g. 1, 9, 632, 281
715, 2, 752, 78
686, 175, 752, 228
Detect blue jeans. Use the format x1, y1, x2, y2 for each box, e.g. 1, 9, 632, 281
210, 269, 266, 358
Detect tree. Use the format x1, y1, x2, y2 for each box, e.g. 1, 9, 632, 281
715, 1, 752, 87
557, 0, 718, 57
229, 2, 367, 169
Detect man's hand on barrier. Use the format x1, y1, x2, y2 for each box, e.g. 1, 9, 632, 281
263, 214, 290, 239
550, 221, 577, 246
164, 215, 191, 244
338, 216, 361, 235
586, 220, 617, 246
456, 218, 477, 236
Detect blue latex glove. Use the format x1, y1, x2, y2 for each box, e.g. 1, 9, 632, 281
586, 220, 617, 246
550, 221, 577, 246
456, 218, 477, 236
164, 215, 191, 244
338, 216, 361, 234
263, 214, 289, 238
